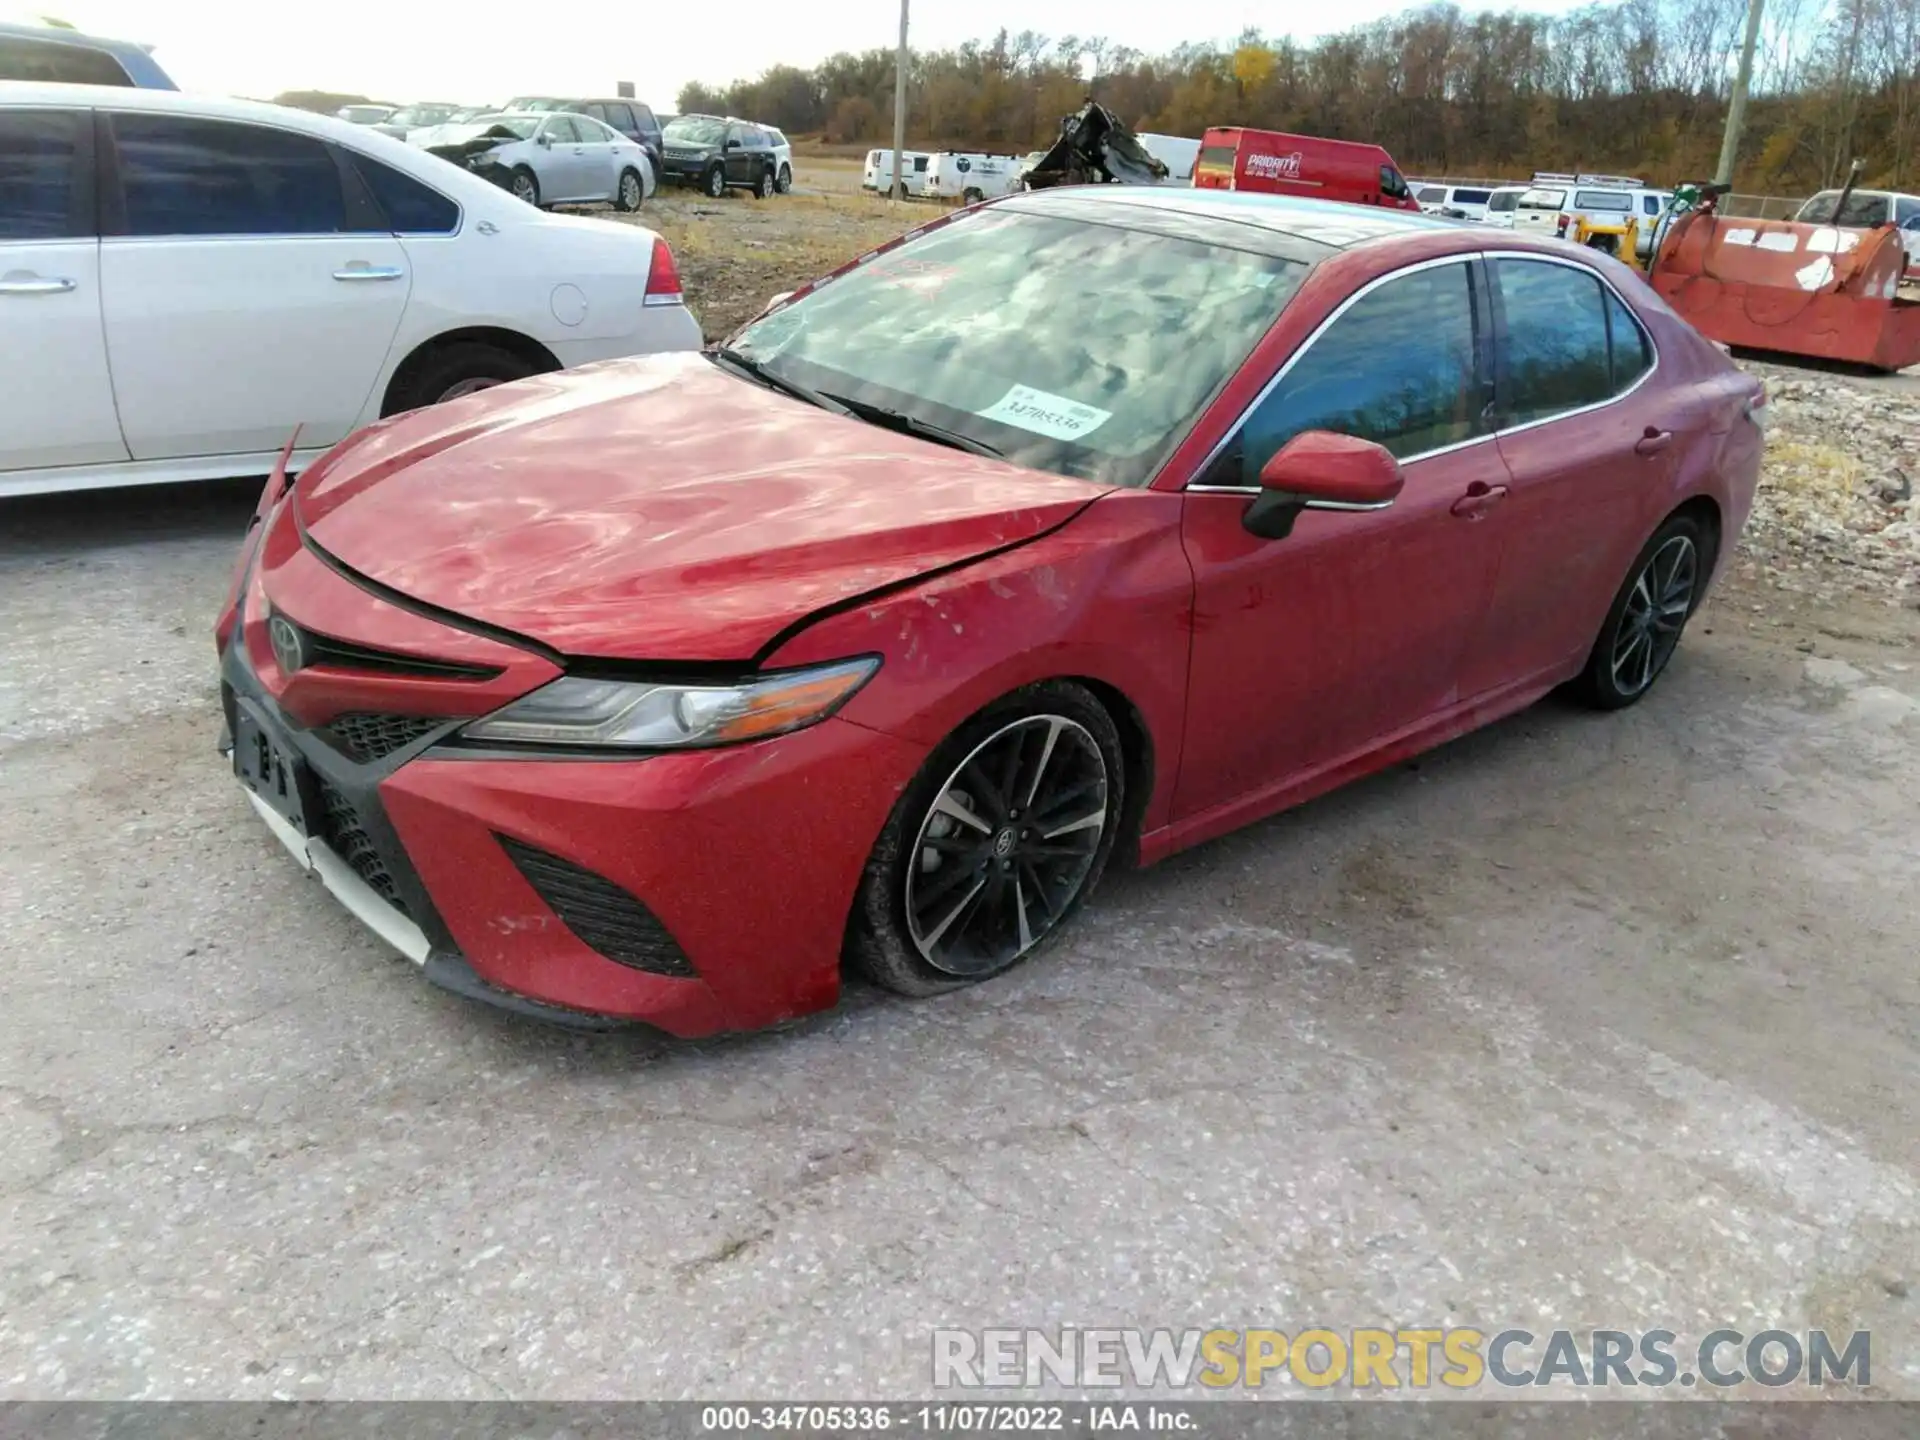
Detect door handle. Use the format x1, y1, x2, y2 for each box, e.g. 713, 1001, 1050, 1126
1634, 427, 1674, 455
1450, 480, 1510, 519
0, 275, 77, 295
332, 265, 405, 282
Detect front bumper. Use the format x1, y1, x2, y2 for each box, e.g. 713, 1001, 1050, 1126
660, 153, 718, 183
220, 590, 928, 1037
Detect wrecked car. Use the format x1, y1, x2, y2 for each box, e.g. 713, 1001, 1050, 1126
1020, 100, 1169, 189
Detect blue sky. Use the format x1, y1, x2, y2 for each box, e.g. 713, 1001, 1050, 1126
31, 0, 1599, 109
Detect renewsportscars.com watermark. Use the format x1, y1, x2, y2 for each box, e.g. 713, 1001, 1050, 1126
933, 1327, 1874, 1391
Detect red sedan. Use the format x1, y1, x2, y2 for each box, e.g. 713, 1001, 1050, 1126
216, 188, 1765, 1035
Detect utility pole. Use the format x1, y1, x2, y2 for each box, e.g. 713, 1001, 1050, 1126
1715, 0, 1766, 187
890, 0, 910, 201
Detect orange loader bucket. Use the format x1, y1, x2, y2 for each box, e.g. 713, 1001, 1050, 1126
1649, 212, 1920, 372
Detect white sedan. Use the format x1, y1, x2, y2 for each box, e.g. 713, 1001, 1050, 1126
0, 84, 700, 499
415, 111, 655, 212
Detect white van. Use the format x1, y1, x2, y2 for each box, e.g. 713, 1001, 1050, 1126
862, 148, 933, 193
922, 152, 1024, 203
1412, 183, 1500, 221
1512, 173, 1671, 258
1137, 133, 1201, 185
1480, 185, 1528, 228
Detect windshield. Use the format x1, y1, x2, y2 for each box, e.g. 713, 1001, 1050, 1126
471, 115, 539, 140
666, 116, 729, 145
339, 106, 390, 123
1517, 187, 1566, 209
505, 96, 562, 112
1796, 190, 1892, 226
729, 208, 1308, 487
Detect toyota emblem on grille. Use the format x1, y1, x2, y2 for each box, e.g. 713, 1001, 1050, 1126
268, 615, 306, 675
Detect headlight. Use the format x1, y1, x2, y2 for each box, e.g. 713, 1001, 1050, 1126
460, 657, 879, 750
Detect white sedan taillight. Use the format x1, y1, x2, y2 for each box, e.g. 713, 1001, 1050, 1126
644, 238, 685, 307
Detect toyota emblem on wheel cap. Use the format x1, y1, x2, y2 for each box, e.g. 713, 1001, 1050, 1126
268, 615, 306, 675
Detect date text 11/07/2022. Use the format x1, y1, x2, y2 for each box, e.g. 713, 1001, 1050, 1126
700, 1405, 1194, 1432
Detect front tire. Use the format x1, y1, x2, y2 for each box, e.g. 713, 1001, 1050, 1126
508, 167, 540, 206
962, 186, 985, 205
615, 167, 644, 212
849, 682, 1124, 997
1573, 514, 1705, 709
703, 164, 727, 199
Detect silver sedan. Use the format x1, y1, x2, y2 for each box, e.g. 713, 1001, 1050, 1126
415, 110, 656, 211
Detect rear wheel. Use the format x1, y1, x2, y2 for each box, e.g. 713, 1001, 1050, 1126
385, 342, 539, 416
850, 682, 1124, 997
1573, 514, 1705, 709
753, 166, 775, 200
615, 167, 644, 211
776, 163, 793, 193
703, 164, 727, 199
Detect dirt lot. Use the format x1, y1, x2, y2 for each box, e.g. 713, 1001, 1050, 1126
0, 190, 1917, 1401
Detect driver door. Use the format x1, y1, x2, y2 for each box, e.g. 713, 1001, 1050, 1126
724, 125, 754, 184
537, 115, 589, 200
1173, 257, 1510, 822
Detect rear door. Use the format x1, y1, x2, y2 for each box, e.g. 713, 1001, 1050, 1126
0, 105, 129, 475
1175, 256, 1507, 819
574, 116, 621, 199
98, 110, 409, 460
1459, 253, 1680, 694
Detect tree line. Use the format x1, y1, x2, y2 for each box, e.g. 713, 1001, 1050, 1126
675, 0, 1920, 193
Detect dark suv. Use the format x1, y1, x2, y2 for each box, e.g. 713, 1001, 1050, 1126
0, 19, 176, 87
506, 96, 663, 172
659, 114, 781, 199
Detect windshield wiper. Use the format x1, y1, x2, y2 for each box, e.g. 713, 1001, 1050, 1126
824, 394, 1005, 460
708, 347, 851, 416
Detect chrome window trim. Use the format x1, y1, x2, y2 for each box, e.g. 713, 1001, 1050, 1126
1183, 247, 1660, 491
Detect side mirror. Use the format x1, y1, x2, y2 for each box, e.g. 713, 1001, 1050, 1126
724, 138, 741, 151
1241, 431, 1404, 540
766, 290, 795, 310
536, 133, 552, 147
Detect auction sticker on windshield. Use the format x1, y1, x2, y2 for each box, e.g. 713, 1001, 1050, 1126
976, 384, 1112, 441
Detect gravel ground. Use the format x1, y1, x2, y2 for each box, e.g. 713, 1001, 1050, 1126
0, 205, 1917, 1399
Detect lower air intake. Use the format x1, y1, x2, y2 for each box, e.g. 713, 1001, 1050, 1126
497, 835, 697, 978
321, 712, 445, 764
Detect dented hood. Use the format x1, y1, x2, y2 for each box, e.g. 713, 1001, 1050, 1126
297, 353, 1109, 661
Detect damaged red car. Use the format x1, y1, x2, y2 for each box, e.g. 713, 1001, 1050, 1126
217, 188, 1765, 1036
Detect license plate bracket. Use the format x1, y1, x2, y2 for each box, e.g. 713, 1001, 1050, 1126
232, 699, 315, 837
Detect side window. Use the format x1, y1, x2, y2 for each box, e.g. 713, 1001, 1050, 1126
607, 104, 636, 132
347, 152, 459, 234
1642, 193, 1664, 216
1896, 196, 1920, 226
1494, 258, 1612, 423
0, 109, 85, 240
635, 105, 657, 129
1237, 261, 1484, 476
0, 36, 133, 85
1605, 290, 1654, 391
540, 115, 574, 143
1379, 166, 1409, 199
582, 103, 609, 124
1417, 186, 1447, 205
111, 113, 345, 237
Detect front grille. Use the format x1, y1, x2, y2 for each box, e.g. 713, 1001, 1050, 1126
273, 613, 501, 681
497, 835, 696, 978
316, 777, 409, 915
320, 712, 446, 764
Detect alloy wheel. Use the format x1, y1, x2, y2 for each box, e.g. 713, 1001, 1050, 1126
511, 174, 536, 204
1611, 534, 1697, 696
904, 714, 1109, 977
620, 172, 641, 208
437, 376, 502, 402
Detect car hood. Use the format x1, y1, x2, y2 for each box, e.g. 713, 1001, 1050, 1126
297, 353, 1111, 661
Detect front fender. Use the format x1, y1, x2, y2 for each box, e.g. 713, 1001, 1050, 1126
762, 490, 1194, 842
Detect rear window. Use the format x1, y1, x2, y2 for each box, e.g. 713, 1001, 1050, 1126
348, 152, 459, 234
1518, 187, 1565, 209
1575, 190, 1632, 212
1453, 188, 1492, 205
0, 34, 134, 85
1488, 191, 1520, 212
1197, 145, 1235, 171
